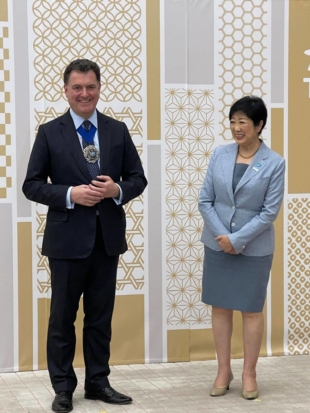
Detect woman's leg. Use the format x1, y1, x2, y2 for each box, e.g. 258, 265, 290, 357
241, 311, 264, 391
212, 306, 234, 387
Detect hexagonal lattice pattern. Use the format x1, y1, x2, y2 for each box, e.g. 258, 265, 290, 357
287, 197, 310, 355
218, 0, 267, 140
35, 108, 145, 294
165, 88, 214, 326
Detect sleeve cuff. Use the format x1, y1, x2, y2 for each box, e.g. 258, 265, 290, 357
113, 184, 123, 205
66, 187, 75, 209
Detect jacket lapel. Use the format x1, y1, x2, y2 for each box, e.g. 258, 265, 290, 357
97, 111, 111, 175
60, 110, 90, 181
221, 144, 237, 203
234, 141, 269, 194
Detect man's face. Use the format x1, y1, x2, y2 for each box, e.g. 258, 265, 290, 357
64, 70, 101, 118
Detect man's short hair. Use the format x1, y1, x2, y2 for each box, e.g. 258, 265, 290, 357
63, 59, 101, 84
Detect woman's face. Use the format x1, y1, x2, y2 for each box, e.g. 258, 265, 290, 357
230, 111, 263, 147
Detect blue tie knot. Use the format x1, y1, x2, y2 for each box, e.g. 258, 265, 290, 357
82, 120, 91, 131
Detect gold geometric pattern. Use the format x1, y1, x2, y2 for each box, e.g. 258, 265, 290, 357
117, 194, 144, 291
35, 107, 142, 138
103, 108, 142, 137
287, 197, 310, 355
36, 206, 50, 294
32, 0, 142, 102
0, 26, 11, 199
35, 108, 144, 293
37, 245, 51, 294
165, 88, 214, 326
35, 108, 66, 132
36, 211, 46, 239
218, 0, 267, 140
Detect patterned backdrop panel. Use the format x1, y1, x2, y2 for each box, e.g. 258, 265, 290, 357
32, 0, 143, 102
34, 108, 145, 294
0, 26, 11, 199
287, 196, 310, 355
218, 0, 267, 140
165, 87, 214, 327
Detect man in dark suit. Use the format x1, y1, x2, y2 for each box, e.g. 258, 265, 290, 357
23, 59, 147, 413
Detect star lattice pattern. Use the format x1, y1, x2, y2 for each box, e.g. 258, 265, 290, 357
35, 108, 145, 294
102, 108, 142, 137
218, 0, 267, 140
36, 211, 46, 238
287, 197, 310, 355
37, 245, 51, 294
34, 108, 142, 137
117, 195, 144, 291
32, 0, 142, 102
35, 108, 66, 132
165, 88, 214, 326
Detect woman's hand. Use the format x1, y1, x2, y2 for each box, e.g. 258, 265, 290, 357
215, 235, 236, 255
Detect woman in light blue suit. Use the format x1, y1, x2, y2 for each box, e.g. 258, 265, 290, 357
198, 96, 285, 400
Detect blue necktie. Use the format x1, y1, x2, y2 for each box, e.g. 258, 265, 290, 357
81, 120, 100, 180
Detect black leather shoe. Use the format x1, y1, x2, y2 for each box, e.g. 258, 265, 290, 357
52, 391, 73, 412
85, 386, 132, 404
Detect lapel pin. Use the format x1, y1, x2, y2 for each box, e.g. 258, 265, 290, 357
253, 162, 261, 172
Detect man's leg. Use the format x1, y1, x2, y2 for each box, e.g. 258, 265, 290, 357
48, 257, 89, 393
82, 222, 119, 391
83, 221, 132, 405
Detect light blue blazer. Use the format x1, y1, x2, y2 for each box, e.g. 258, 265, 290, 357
198, 141, 285, 256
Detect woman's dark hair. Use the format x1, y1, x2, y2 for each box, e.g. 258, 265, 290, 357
63, 59, 101, 85
229, 96, 267, 135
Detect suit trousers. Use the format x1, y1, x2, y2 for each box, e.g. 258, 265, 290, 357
47, 218, 119, 393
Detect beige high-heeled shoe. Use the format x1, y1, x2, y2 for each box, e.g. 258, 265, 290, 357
210, 373, 234, 397
242, 389, 259, 400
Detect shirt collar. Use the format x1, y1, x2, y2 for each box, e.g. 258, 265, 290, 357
70, 108, 98, 129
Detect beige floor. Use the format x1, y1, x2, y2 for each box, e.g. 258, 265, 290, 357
0, 355, 310, 412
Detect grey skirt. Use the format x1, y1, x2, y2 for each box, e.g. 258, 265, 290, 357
201, 246, 273, 312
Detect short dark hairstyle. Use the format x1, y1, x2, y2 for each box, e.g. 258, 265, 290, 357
229, 96, 267, 135
63, 59, 101, 85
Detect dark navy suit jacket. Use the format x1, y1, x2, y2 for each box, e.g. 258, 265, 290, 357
23, 109, 147, 258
